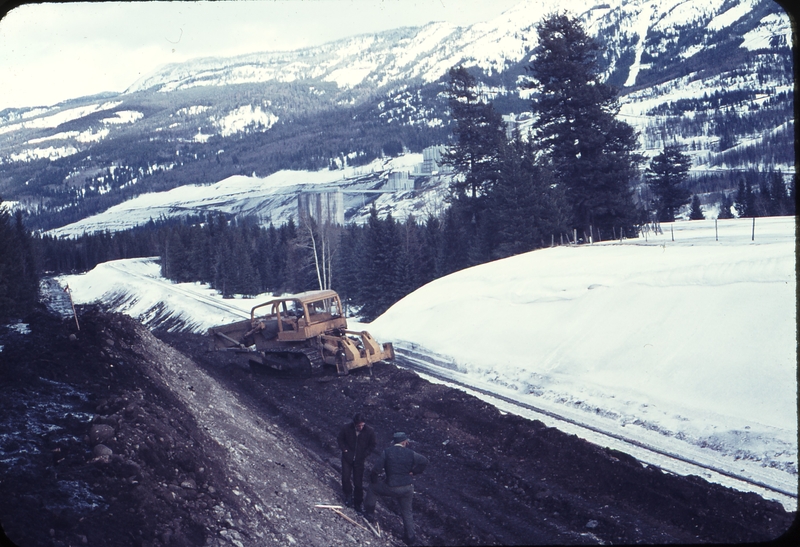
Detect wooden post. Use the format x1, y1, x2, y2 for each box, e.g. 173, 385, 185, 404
560, 233, 563, 246
671, 224, 674, 242
551, 234, 554, 247
573, 229, 577, 245
715, 218, 718, 241
752, 217, 755, 241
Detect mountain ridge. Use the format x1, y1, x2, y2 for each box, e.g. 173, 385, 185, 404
0, 0, 792, 232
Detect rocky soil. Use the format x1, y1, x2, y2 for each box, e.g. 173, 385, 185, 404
1, 306, 797, 546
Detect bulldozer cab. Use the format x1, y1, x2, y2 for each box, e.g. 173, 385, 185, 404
252, 290, 347, 342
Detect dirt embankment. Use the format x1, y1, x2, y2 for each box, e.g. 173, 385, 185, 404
1, 307, 797, 546
0, 308, 393, 547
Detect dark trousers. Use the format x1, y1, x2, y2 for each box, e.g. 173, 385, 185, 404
341, 457, 366, 505
364, 481, 415, 540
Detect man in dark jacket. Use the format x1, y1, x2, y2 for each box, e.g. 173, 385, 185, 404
336, 413, 376, 511
364, 432, 428, 546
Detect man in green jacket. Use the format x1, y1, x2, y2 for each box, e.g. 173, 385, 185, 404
364, 432, 428, 546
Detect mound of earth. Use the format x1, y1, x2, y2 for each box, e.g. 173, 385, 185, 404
1, 306, 797, 546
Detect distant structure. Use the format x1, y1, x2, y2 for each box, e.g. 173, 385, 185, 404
297, 190, 344, 226
298, 145, 458, 223
386, 171, 413, 192
418, 145, 450, 175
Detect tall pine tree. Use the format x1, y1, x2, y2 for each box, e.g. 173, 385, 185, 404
645, 145, 692, 222
443, 65, 508, 263
689, 195, 705, 220
490, 138, 568, 257
526, 14, 642, 238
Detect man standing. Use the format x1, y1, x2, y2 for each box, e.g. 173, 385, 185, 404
364, 432, 428, 546
337, 413, 376, 512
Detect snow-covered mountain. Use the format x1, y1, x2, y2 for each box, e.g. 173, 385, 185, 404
56, 215, 798, 510
124, 0, 790, 97
0, 0, 793, 233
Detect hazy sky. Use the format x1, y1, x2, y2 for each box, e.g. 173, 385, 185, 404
0, 0, 524, 110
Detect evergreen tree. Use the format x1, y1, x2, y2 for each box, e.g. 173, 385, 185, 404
490, 138, 568, 256
645, 145, 692, 222
526, 13, 642, 238
231, 229, 260, 296
689, 195, 705, 220
359, 207, 389, 320
254, 228, 274, 292
436, 206, 470, 277
418, 214, 440, 286
717, 194, 735, 219
734, 179, 748, 217
443, 65, 508, 259
14, 212, 38, 308
734, 175, 761, 218
745, 177, 757, 218
161, 227, 190, 281
188, 224, 213, 283
755, 179, 772, 217
333, 223, 365, 314
443, 66, 507, 207
0, 201, 38, 319
767, 169, 789, 216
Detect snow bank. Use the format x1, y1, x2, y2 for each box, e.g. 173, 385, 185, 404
368, 216, 797, 506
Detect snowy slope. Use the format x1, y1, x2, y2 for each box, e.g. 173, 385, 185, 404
46, 153, 442, 237
1, 0, 791, 231
125, 0, 791, 95
57, 215, 797, 510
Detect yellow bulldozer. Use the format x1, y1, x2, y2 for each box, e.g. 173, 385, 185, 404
209, 290, 394, 376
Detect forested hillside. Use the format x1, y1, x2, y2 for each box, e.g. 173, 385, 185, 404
0, 0, 792, 234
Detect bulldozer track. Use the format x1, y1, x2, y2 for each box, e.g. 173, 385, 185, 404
393, 347, 798, 505
259, 346, 325, 376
